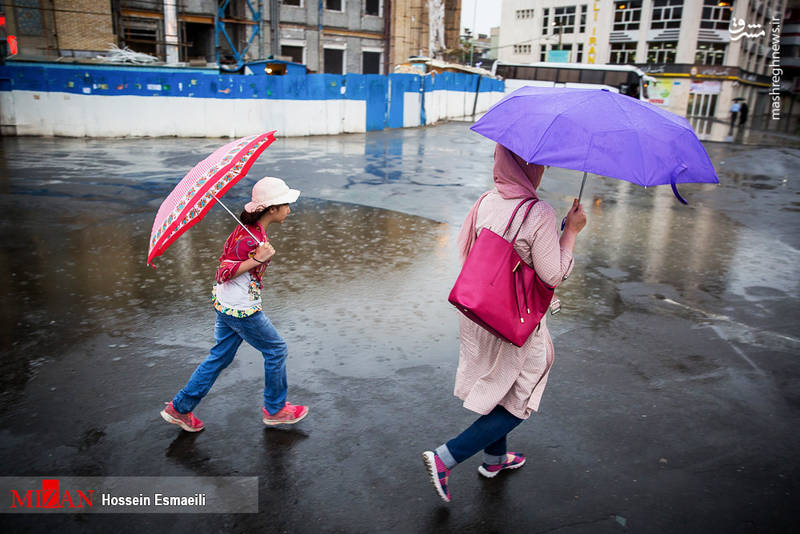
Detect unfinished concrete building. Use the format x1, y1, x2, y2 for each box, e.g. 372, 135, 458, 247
1, 1, 462, 73
388, 0, 461, 67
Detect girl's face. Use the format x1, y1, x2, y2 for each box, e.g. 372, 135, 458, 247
257, 204, 291, 227
275, 204, 291, 223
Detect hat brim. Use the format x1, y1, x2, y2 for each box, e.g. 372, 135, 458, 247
244, 188, 301, 213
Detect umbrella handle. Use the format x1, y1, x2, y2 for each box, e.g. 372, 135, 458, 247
210, 192, 265, 246
561, 171, 589, 231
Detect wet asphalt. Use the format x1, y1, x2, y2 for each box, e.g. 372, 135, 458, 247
0, 122, 798, 533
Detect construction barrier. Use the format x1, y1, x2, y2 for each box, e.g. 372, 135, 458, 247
0, 62, 504, 137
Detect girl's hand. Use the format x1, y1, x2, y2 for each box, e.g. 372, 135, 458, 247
254, 242, 275, 263
564, 199, 587, 233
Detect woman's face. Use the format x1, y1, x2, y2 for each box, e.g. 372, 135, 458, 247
511, 152, 544, 189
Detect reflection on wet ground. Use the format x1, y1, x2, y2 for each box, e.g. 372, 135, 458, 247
0, 194, 452, 400
0, 123, 799, 532
688, 116, 800, 147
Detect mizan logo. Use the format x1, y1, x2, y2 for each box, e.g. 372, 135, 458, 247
10, 479, 94, 509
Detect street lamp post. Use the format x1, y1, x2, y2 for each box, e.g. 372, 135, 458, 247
470, 38, 474, 66
552, 20, 563, 48
549, 20, 564, 62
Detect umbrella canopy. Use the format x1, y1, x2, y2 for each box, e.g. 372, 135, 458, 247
147, 131, 276, 266
470, 86, 718, 200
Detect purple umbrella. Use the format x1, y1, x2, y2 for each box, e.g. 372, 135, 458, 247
471, 86, 719, 205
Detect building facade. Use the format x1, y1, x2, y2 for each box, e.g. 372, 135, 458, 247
1, 0, 116, 59
1, 1, 461, 75
498, 0, 790, 136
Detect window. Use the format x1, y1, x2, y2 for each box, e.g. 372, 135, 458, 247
365, 0, 380, 16
579, 5, 588, 33
362, 51, 381, 73
558, 68, 580, 82
580, 70, 604, 84
686, 92, 718, 120
553, 6, 577, 34
575, 43, 584, 62
15, 0, 44, 36
325, 0, 343, 11
604, 71, 629, 87
516, 66, 536, 79
701, 0, 734, 29
121, 17, 161, 57
281, 44, 304, 64
282, 0, 302, 6
614, 1, 642, 31
513, 44, 532, 55
539, 44, 570, 61
542, 8, 550, 34
651, 0, 683, 30
609, 42, 637, 64
695, 42, 726, 65
324, 48, 344, 74
537, 67, 558, 81
647, 40, 677, 63
515, 9, 534, 19
183, 23, 214, 63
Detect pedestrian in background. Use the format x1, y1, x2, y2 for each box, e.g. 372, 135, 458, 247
739, 101, 749, 126
730, 101, 741, 129
422, 144, 586, 502
160, 177, 309, 432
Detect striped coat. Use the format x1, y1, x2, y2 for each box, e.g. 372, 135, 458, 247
454, 191, 574, 419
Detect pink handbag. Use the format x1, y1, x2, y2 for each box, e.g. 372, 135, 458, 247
448, 197, 555, 347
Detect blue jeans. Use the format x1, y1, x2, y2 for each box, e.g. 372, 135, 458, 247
172, 310, 288, 415
436, 405, 524, 468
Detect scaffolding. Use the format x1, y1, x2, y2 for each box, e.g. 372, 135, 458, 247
215, 0, 261, 71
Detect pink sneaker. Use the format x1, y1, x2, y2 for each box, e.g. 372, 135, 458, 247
478, 452, 526, 478
160, 401, 205, 432
422, 451, 451, 502
262, 402, 309, 426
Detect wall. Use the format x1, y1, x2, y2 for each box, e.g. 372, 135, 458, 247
53, 0, 116, 54
276, 0, 386, 74
0, 62, 504, 138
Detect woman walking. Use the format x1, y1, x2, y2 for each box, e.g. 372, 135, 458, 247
160, 177, 309, 432
422, 144, 586, 502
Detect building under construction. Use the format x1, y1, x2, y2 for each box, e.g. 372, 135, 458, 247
0, 1, 462, 74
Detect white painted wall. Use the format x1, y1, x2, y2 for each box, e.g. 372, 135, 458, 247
403, 92, 421, 127
0, 92, 16, 135
2, 87, 503, 137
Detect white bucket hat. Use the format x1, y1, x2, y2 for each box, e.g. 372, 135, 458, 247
244, 176, 300, 213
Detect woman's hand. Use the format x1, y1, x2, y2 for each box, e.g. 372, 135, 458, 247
254, 241, 275, 263
564, 199, 587, 233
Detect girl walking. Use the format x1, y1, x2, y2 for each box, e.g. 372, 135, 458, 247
422, 145, 586, 502
160, 177, 309, 432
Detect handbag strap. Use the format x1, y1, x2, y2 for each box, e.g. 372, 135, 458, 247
502, 198, 539, 244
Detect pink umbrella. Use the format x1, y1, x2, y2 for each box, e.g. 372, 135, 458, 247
147, 131, 276, 267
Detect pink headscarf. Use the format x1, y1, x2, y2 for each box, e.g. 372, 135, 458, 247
456, 144, 545, 260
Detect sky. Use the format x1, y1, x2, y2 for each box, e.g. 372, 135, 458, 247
460, 0, 502, 38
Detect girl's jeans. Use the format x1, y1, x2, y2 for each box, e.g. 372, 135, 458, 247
172, 310, 288, 415
436, 405, 524, 468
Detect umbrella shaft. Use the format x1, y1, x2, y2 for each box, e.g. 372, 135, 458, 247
210, 192, 264, 246
577, 171, 588, 205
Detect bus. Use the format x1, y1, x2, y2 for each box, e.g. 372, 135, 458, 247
491, 61, 653, 101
